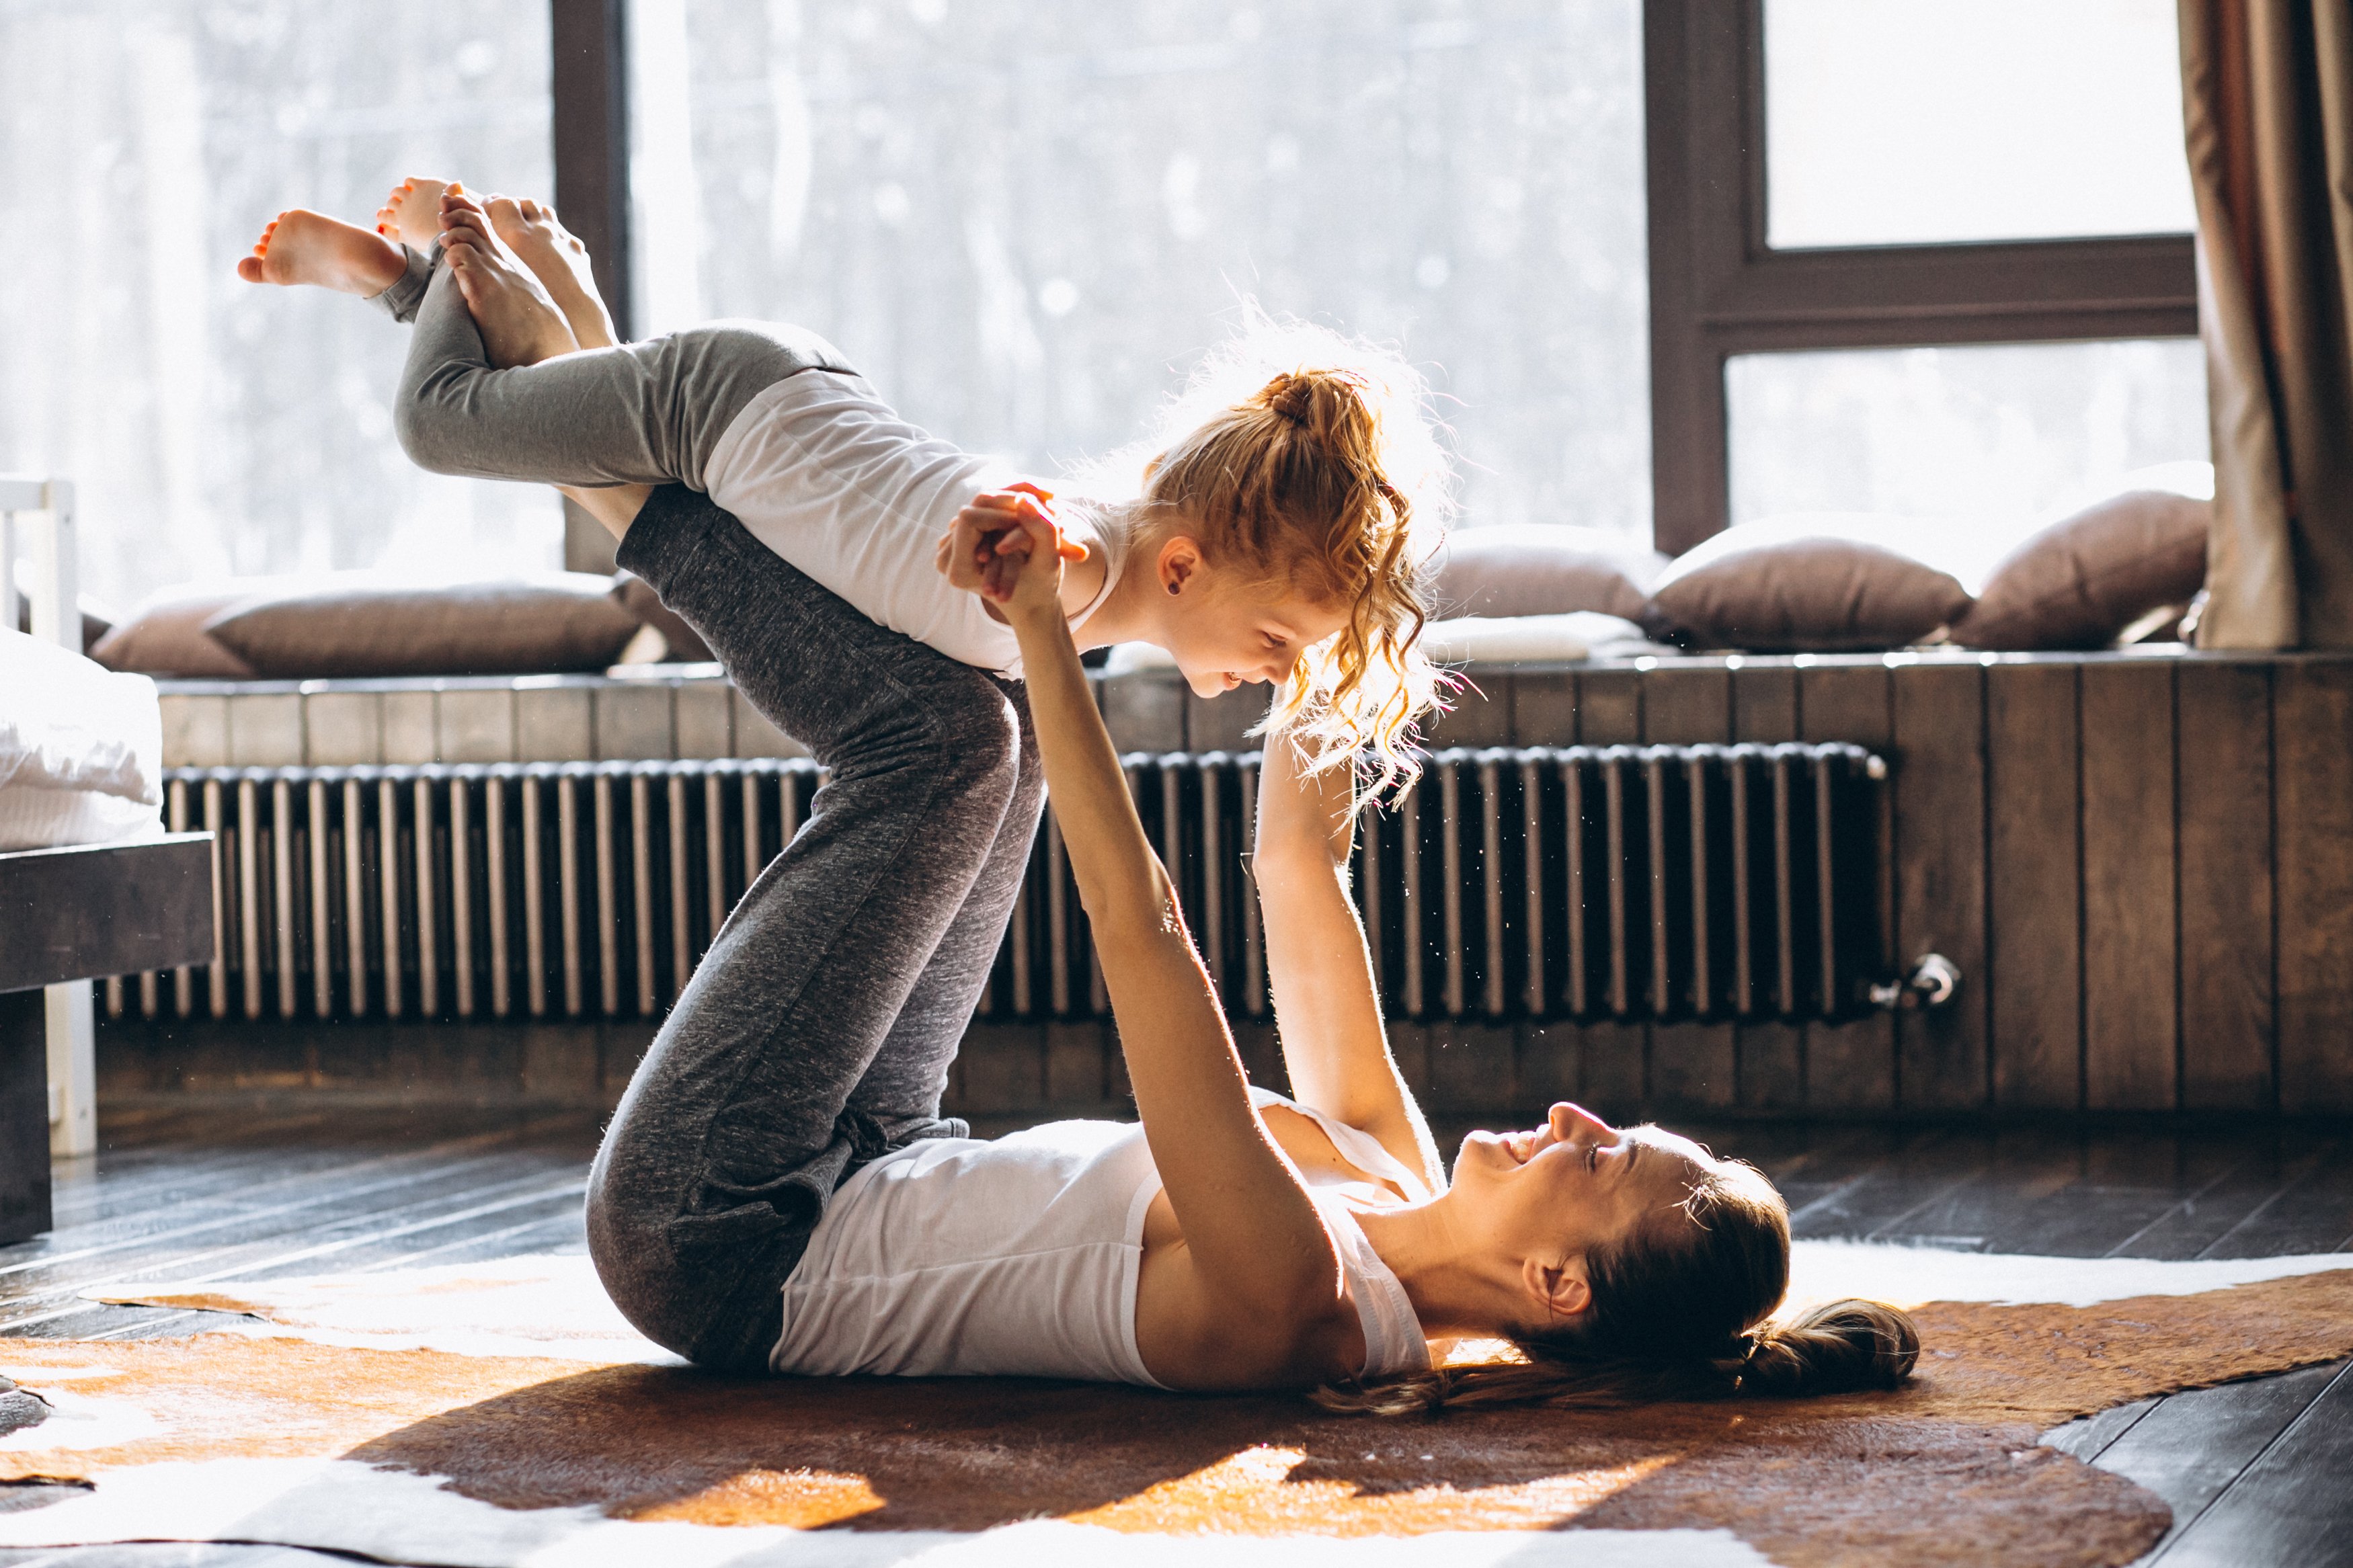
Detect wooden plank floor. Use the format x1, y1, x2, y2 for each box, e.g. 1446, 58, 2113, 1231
1, 1106, 2349, 1565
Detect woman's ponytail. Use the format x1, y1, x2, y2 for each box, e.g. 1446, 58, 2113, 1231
1736, 1298, 1919, 1397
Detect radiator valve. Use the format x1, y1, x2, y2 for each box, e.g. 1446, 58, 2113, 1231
1870, 954, 1960, 1011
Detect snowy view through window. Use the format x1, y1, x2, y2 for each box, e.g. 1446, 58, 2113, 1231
629, 0, 1653, 550
0, 0, 559, 612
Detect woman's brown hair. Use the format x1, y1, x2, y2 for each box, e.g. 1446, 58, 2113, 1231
1318, 1154, 1919, 1414
1123, 316, 1453, 800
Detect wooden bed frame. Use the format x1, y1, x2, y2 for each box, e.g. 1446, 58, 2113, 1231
0, 835, 215, 1243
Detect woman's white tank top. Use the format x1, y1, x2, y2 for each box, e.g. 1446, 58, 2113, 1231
770, 1089, 1435, 1388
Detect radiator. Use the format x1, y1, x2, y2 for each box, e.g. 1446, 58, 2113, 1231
124, 744, 1899, 1028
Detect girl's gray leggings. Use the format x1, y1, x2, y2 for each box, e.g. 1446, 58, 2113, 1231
378, 247, 1045, 1370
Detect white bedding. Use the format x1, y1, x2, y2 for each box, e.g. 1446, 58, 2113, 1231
0, 627, 163, 850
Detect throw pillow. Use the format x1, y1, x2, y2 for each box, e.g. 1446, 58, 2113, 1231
204, 574, 641, 678
90, 582, 270, 678
1421, 612, 1663, 665
1648, 515, 1974, 651
1428, 524, 1665, 622
1946, 489, 2210, 651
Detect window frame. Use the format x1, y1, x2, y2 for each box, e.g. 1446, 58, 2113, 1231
551, 0, 633, 343
1642, 0, 2199, 554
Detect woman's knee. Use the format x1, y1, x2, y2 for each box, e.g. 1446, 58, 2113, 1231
917, 678, 1027, 801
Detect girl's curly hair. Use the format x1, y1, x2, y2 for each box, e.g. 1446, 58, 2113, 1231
1113, 315, 1455, 801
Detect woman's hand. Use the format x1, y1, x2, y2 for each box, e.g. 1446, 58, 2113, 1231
936, 482, 1064, 604
942, 483, 1085, 614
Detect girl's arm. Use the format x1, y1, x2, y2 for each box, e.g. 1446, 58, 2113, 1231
966, 504, 1344, 1374
1254, 737, 1446, 1194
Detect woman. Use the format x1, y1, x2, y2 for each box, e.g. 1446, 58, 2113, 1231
746, 500, 1919, 1405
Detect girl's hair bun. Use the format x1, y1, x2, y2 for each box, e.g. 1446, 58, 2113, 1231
1261, 371, 1316, 427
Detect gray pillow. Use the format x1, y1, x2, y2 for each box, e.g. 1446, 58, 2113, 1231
205, 574, 641, 678
1429, 524, 1665, 622
1946, 491, 2208, 651
91, 583, 268, 677
1648, 516, 1973, 651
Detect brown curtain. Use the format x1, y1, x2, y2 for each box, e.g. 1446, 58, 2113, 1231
2180, 0, 2353, 648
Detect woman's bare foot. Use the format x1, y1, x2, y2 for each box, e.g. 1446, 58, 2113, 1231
235, 209, 407, 296
375, 177, 452, 251
485, 196, 618, 349
438, 196, 578, 368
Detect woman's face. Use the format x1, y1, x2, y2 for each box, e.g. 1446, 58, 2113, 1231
1450, 1102, 1712, 1280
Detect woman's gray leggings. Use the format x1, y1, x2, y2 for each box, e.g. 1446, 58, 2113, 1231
376, 247, 1045, 1371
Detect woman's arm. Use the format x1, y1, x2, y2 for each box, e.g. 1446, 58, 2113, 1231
962, 503, 1343, 1369
1254, 738, 1446, 1194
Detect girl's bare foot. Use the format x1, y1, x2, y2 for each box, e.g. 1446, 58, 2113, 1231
235, 209, 407, 296
485, 196, 618, 349
438, 204, 578, 368
375, 177, 452, 251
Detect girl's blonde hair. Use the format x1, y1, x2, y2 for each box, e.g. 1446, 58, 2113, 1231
1119, 316, 1453, 799
1316, 1148, 1919, 1415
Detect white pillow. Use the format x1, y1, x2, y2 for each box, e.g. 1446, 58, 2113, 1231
1, 628, 163, 850
1421, 612, 1661, 664
1099, 613, 1663, 679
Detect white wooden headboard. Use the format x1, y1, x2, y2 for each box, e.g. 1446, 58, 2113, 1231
0, 474, 79, 651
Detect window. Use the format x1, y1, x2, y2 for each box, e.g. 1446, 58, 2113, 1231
0, 0, 561, 614
1645, 0, 2202, 551
616, 0, 1654, 542
1726, 339, 2208, 525
1762, 0, 2196, 249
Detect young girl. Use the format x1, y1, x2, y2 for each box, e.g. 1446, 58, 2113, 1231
237, 180, 1443, 1370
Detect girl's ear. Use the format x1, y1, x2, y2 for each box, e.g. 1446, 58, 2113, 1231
1523, 1253, 1593, 1322
1158, 536, 1205, 596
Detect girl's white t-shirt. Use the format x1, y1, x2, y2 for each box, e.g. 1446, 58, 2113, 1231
703, 369, 1121, 678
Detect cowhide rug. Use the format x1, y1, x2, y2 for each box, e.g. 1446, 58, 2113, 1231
0, 1245, 2347, 1568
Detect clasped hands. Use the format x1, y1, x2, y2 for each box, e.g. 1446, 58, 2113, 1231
934, 480, 1087, 616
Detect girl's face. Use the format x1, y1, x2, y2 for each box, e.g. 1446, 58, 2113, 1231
1451, 1102, 1710, 1288
1150, 538, 1352, 699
